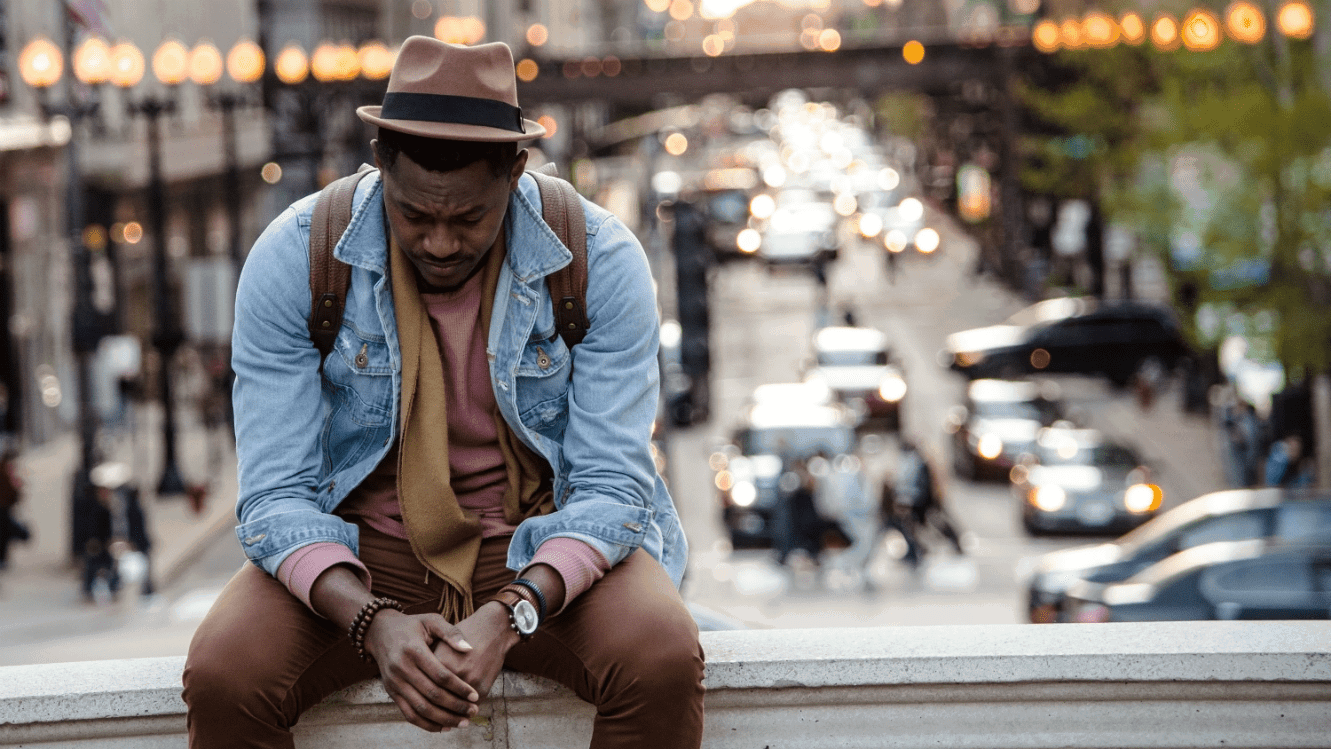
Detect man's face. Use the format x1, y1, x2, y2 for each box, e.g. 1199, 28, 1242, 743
377, 144, 527, 292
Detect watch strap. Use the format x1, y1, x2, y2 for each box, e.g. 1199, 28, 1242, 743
509, 578, 548, 622
489, 589, 537, 639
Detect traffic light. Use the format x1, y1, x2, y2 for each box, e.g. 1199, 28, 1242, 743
671, 201, 711, 426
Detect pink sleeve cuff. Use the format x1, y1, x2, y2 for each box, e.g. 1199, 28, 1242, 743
276, 543, 371, 612
530, 538, 611, 615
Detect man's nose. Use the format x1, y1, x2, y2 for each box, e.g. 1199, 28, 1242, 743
421, 227, 462, 259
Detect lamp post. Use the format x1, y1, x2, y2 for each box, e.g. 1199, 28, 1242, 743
111, 39, 187, 497
18, 18, 113, 559
192, 39, 263, 439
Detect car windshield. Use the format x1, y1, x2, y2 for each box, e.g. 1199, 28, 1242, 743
817, 350, 887, 367
1038, 444, 1139, 468
1004, 298, 1092, 327
708, 191, 749, 225
740, 426, 856, 457
973, 400, 1057, 422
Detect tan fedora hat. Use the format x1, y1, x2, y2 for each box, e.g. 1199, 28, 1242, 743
357, 36, 545, 142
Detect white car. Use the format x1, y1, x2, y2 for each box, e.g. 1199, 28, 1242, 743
804, 326, 906, 430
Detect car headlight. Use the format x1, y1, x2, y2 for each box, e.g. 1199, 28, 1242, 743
877, 375, 907, 402
731, 480, 757, 507
1123, 483, 1163, 513
977, 433, 1003, 460
1029, 484, 1067, 512
736, 228, 761, 254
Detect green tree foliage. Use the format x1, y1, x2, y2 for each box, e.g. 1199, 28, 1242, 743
1021, 27, 1331, 372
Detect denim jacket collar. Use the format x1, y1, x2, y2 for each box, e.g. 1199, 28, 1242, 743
331, 171, 572, 283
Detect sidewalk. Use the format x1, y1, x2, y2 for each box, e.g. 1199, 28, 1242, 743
0, 401, 237, 644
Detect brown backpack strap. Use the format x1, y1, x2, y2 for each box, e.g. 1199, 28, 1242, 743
308, 166, 376, 366
530, 169, 589, 349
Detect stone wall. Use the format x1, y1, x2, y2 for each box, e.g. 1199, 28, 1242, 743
2, 621, 1328, 748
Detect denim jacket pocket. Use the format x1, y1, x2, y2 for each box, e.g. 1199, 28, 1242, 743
321, 332, 394, 428
515, 333, 571, 432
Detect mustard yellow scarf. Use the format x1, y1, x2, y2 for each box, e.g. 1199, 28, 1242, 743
389, 233, 553, 622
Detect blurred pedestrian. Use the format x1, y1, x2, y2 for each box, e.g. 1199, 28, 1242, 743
1264, 435, 1314, 488
887, 438, 964, 568
774, 458, 825, 566
0, 446, 29, 569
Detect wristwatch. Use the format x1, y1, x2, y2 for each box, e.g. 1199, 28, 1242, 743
493, 589, 540, 640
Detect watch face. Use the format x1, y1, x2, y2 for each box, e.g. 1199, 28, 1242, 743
512, 599, 539, 635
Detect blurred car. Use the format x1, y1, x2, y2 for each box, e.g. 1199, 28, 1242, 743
945, 379, 1063, 481
756, 189, 838, 266
1063, 538, 1331, 623
1010, 426, 1161, 536
804, 326, 906, 431
714, 399, 857, 548
944, 297, 1190, 386
1021, 488, 1331, 623
704, 187, 758, 263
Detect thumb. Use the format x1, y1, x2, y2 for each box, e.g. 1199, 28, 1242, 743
421, 614, 472, 652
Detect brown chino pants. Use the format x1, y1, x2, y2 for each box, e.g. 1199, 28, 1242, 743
182, 522, 705, 748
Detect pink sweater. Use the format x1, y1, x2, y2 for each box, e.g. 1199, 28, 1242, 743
278, 264, 608, 612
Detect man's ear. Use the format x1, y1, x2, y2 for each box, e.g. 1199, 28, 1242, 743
509, 148, 530, 190
370, 139, 382, 172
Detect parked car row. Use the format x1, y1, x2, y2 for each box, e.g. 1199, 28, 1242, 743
1022, 488, 1331, 623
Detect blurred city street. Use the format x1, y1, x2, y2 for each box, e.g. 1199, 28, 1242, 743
0, 0, 1327, 675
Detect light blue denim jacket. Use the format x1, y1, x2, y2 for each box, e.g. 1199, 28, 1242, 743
231, 171, 686, 588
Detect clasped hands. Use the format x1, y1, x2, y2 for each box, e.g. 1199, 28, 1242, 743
364, 602, 518, 733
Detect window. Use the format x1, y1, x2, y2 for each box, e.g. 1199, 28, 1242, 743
1175, 511, 1268, 550
1210, 558, 1313, 595
1274, 504, 1331, 542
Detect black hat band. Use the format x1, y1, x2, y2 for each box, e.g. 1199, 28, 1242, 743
379, 92, 525, 133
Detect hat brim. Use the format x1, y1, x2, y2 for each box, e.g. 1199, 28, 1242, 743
357, 105, 546, 142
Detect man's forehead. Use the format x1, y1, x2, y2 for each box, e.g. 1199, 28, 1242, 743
385, 163, 501, 211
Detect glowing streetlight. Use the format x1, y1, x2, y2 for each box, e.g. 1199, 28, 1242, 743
902, 40, 925, 64
1032, 20, 1061, 53
526, 23, 549, 46
152, 39, 189, 86
1059, 18, 1083, 49
275, 44, 309, 85
310, 42, 340, 82
1181, 8, 1221, 51
18, 37, 63, 89
1120, 12, 1146, 44
702, 34, 725, 56
516, 58, 539, 82
1276, 1, 1314, 39
227, 40, 265, 84
1225, 1, 1266, 43
109, 42, 145, 88
1150, 14, 1181, 51
188, 42, 224, 86
669, 0, 694, 21
358, 42, 394, 80
73, 37, 111, 85
664, 132, 689, 156
536, 114, 558, 138
819, 29, 841, 51
1082, 12, 1120, 48
645, 0, 671, 12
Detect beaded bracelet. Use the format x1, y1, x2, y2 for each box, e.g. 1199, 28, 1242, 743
508, 578, 548, 623
348, 597, 404, 662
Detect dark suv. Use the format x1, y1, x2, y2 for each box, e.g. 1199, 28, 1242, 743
945, 297, 1190, 386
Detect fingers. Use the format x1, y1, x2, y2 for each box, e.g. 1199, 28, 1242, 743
403, 652, 479, 717
422, 613, 473, 653
387, 681, 471, 733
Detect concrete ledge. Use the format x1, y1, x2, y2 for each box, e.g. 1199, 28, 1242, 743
2, 621, 1329, 748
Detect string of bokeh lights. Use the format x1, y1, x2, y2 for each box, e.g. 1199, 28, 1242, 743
1031, 0, 1314, 54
